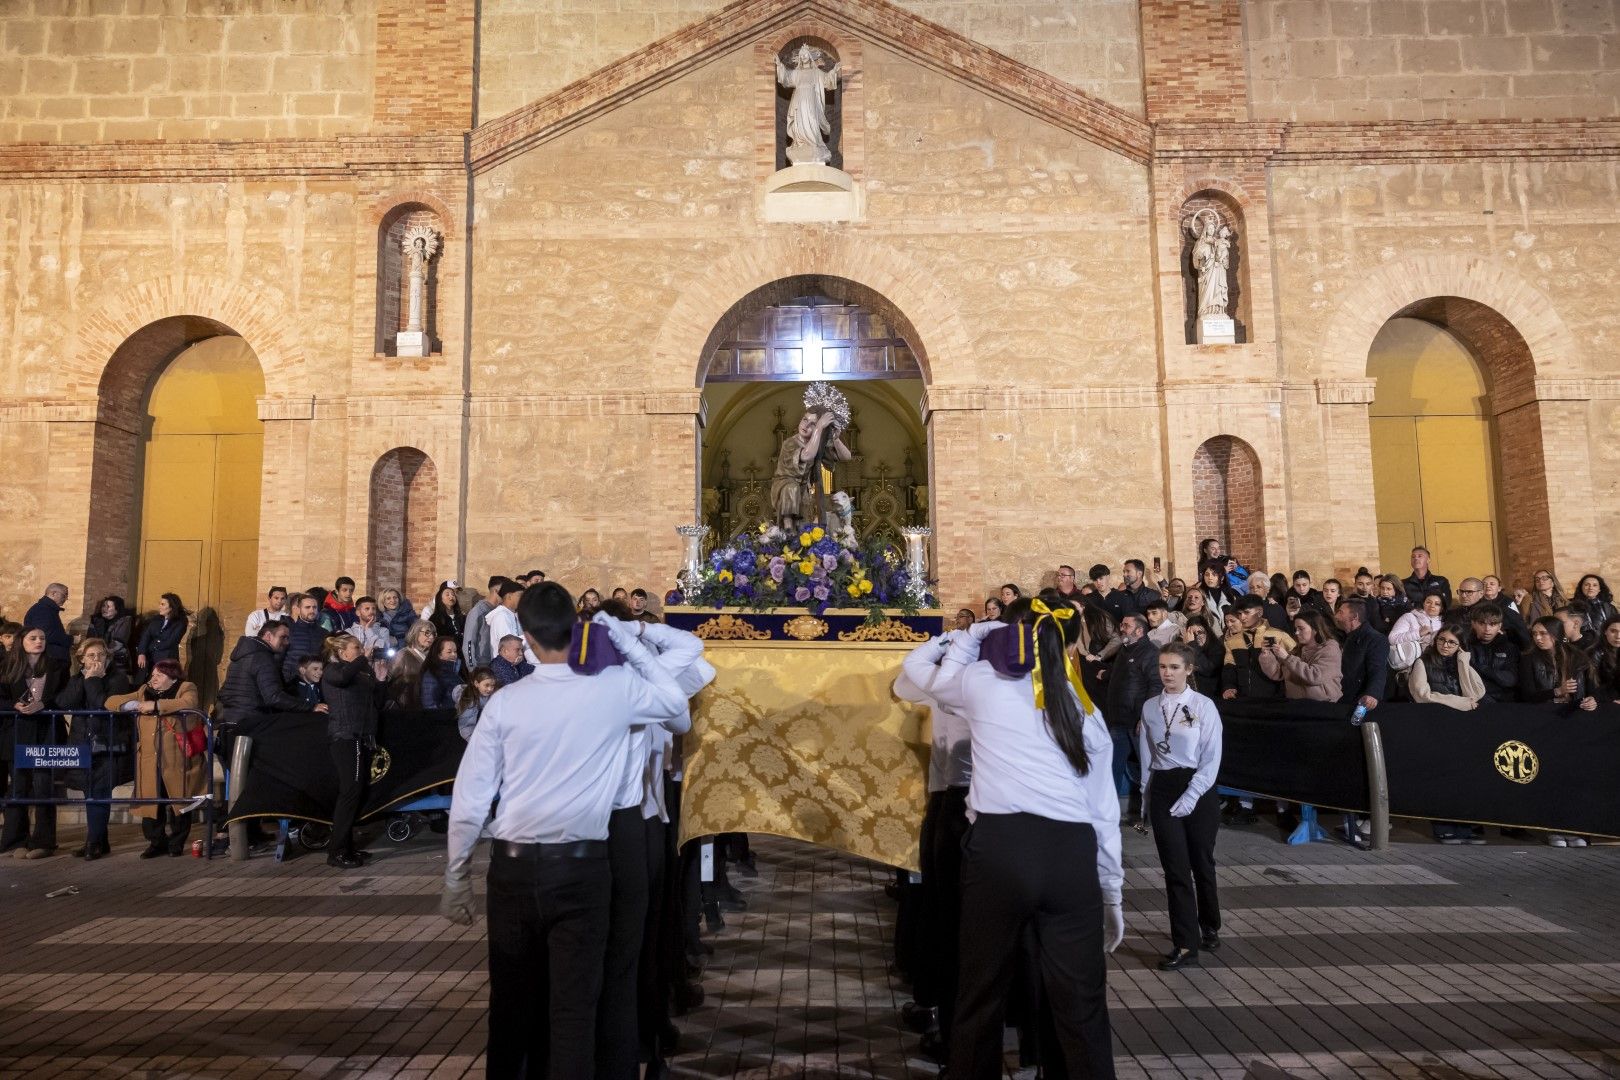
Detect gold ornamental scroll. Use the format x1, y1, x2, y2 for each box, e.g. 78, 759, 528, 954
679, 640, 931, 871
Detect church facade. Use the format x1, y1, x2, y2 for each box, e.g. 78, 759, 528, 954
2, 0, 1618, 634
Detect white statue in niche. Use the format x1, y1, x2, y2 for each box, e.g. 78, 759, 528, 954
397, 223, 440, 357
776, 43, 842, 166
1188, 208, 1233, 319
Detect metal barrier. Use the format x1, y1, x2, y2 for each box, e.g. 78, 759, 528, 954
2, 708, 219, 858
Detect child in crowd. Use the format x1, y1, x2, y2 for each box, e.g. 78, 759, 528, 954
490, 635, 533, 686
0, 622, 20, 652
454, 666, 499, 740
294, 656, 324, 709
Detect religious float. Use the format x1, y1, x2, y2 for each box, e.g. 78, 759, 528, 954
666, 382, 942, 871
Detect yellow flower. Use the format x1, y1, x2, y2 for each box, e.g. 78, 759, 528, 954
717, 569, 733, 583
847, 584, 862, 598
758, 522, 769, 534
799, 532, 812, 547
811, 526, 825, 541
859, 579, 873, 594
798, 560, 815, 576
756, 554, 768, 567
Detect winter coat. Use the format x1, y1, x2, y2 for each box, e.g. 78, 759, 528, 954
217, 636, 310, 726
1258, 638, 1343, 701
23, 597, 73, 663
1103, 634, 1162, 730
1410, 652, 1486, 711
1466, 636, 1520, 702
491, 655, 534, 686
58, 667, 134, 752
136, 615, 188, 667
104, 680, 206, 820
88, 612, 135, 672
380, 600, 417, 640
321, 656, 380, 742
419, 660, 462, 711
281, 619, 331, 684
1221, 621, 1297, 699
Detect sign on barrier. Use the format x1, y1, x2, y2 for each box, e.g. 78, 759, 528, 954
15, 743, 90, 769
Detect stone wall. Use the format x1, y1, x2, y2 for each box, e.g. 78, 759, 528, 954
1247, 0, 1620, 121
0, 0, 378, 143
475, 0, 1145, 122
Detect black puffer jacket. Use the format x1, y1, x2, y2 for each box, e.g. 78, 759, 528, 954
57, 668, 134, 752
218, 636, 310, 726
321, 656, 380, 741
1466, 635, 1520, 703
281, 619, 331, 684
1103, 634, 1162, 730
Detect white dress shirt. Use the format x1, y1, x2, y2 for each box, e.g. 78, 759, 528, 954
610, 621, 702, 814
243, 607, 288, 639
930, 629, 1123, 905
445, 628, 688, 882
485, 603, 539, 665
896, 636, 973, 792
1137, 687, 1222, 803
635, 622, 713, 821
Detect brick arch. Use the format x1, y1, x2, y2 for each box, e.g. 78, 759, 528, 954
73, 276, 307, 411
367, 447, 440, 602
367, 190, 456, 238
1316, 254, 1584, 385
1192, 435, 1265, 570
652, 235, 974, 389
1170, 174, 1259, 211
767, 22, 857, 59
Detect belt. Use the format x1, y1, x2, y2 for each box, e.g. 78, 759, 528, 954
492, 839, 608, 860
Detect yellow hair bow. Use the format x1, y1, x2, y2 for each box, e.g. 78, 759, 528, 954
1028, 599, 1095, 714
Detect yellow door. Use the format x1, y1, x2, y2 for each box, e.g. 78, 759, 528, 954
1368, 318, 1499, 580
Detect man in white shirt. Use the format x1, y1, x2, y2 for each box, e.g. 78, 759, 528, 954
243, 586, 289, 639
440, 583, 689, 1080
484, 580, 526, 662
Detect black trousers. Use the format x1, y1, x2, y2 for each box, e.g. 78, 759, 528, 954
140, 770, 192, 853
597, 806, 649, 1080
487, 845, 612, 1079
637, 812, 671, 1063
329, 738, 368, 857
1147, 767, 1221, 952
919, 786, 969, 1037
950, 812, 1115, 1080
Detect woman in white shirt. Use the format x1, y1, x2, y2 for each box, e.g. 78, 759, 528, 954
929, 592, 1123, 1080
1138, 641, 1223, 972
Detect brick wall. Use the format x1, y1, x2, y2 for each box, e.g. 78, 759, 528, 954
1192, 435, 1267, 569
1247, 0, 1620, 121
377, 205, 445, 354
1140, 0, 1248, 121
374, 0, 475, 131
0, 0, 377, 143
366, 447, 438, 601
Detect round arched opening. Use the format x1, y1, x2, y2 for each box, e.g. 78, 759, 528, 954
1191, 435, 1265, 570
89, 316, 267, 690
697, 277, 929, 559
367, 447, 440, 603
1366, 297, 1549, 585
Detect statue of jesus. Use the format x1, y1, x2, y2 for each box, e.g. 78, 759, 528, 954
776, 43, 842, 166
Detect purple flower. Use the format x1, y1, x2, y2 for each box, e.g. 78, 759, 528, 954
794, 586, 811, 602
822, 554, 838, 572
812, 585, 829, 602
735, 573, 749, 587
769, 558, 786, 583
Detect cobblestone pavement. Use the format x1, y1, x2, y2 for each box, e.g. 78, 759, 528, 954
1, 817, 1618, 1079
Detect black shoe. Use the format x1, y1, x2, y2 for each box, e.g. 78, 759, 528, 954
673, 982, 704, 1012
1157, 948, 1200, 971
139, 844, 165, 859
643, 1057, 670, 1080
326, 852, 364, 869
71, 846, 89, 859
659, 1020, 681, 1055
900, 1000, 937, 1033
716, 895, 747, 913
918, 1030, 948, 1064
734, 852, 758, 878
703, 902, 724, 932
167, 845, 186, 857
83, 845, 108, 861
353, 849, 373, 863
1201, 931, 1220, 952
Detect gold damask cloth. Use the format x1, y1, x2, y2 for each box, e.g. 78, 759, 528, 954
679, 642, 931, 871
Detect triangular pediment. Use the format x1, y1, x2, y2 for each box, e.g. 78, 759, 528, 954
469, 0, 1151, 173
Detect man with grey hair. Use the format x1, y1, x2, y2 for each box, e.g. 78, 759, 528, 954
24, 583, 72, 663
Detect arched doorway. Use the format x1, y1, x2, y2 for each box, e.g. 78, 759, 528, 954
1367, 298, 1547, 582
697, 278, 929, 554
91, 318, 265, 686
1192, 435, 1265, 569
368, 448, 439, 602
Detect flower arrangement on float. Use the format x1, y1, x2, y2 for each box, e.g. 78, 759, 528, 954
684, 523, 932, 624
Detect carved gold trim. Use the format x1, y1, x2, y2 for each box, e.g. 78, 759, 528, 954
692, 614, 773, 641
836, 618, 931, 643
782, 615, 830, 641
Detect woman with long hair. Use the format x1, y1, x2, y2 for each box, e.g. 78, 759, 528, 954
135, 592, 189, 677
378, 587, 418, 641
1519, 617, 1597, 712
57, 637, 133, 859
104, 658, 204, 857
1, 627, 68, 858
1388, 594, 1445, 673
1180, 621, 1225, 697
1138, 642, 1223, 971
1409, 625, 1485, 711
429, 582, 464, 642
387, 618, 438, 709
1525, 569, 1567, 623
983, 596, 1004, 621
1196, 560, 1235, 623
577, 588, 603, 618
1257, 611, 1344, 701
420, 635, 464, 710
1574, 575, 1617, 633
89, 596, 134, 673
1372, 573, 1414, 635
928, 592, 1122, 1078
1178, 583, 1220, 638
321, 633, 381, 869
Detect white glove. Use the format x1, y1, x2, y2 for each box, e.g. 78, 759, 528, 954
440, 876, 476, 925
591, 608, 637, 639
1169, 793, 1197, 818
968, 618, 1002, 642
1102, 902, 1125, 953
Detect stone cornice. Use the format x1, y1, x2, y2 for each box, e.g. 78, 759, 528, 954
467, 0, 1154, 172
0, 134, 466, 183
1154, 119, 1620, 167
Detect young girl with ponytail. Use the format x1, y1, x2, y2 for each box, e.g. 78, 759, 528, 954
928, 589, 1122, 1080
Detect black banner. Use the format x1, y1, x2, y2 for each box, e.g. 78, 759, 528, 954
1218, 698, 1620, 838
226, 709, 464, 825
